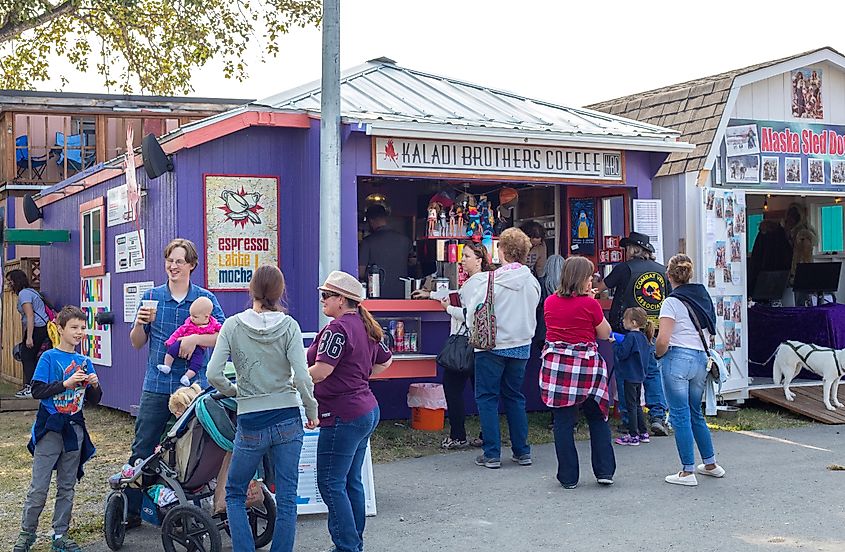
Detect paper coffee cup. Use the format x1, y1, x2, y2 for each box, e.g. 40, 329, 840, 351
141, 299, 159, 311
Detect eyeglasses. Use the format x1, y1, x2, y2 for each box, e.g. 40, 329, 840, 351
165, 258, 188, 266
321, 291, 340, 300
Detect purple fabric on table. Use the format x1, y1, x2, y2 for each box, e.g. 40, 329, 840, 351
747, 304, 845, 378
166, 341, 206, 373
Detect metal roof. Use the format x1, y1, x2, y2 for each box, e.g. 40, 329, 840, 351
254, 57, 686, 146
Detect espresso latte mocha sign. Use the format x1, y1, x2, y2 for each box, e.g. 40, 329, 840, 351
373, 137, 624, 182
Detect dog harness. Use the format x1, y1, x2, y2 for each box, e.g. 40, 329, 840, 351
784, 341, 845, 377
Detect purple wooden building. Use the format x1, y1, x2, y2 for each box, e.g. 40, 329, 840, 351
36, 58, 691, 417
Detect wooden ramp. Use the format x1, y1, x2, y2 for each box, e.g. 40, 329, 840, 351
0, 395, 39, 412
750, 385, 845, 424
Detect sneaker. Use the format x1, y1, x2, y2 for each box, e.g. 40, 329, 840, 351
650, 420, 669, 436
561, 482, 577, 489
469, 437, 484, 448
696, 464, 726, 478
511, 454, 532, 466
614, 435, 640, 446
51, 536, 81, 552
15, 385, 32, 398
639, 433, 650, 443
474, 454, 501, 469
597, 478, 614, 486
441, 437, 469, 450
665, 472, 698, 486
13, 530, 36, 552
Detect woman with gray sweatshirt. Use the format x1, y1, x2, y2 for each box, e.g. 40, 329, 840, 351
207, 265, 318, 552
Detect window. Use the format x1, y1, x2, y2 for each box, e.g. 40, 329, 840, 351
819, 205, 844, 253
747, 213, 764, 253
80, 197, 105, 277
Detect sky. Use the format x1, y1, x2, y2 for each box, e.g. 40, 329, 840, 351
39, 0, 845, 108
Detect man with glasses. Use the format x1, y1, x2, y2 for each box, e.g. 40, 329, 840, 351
125, 238, 225, 527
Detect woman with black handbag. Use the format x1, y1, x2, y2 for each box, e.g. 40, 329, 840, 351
437, 242, 491, 449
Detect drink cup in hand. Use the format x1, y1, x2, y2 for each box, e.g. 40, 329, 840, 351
138, 299, 158, 324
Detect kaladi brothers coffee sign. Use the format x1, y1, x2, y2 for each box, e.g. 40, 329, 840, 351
721, 119, 845, 190
204, 175, 280, 291
373, 137, 624, 182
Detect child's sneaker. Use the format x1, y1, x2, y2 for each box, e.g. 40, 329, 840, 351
157, 364, 171, 375
639, 433, 650, 443
51, 535, 81, 552
13, 530, 36, 552
614, 434, 640, 446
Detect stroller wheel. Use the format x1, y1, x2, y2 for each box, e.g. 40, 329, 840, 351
161, 504, 222, 552
250, 487, 277, 549
104, 492, 126, 551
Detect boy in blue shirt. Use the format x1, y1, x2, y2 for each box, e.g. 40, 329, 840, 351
611, 307, 654, 446
14, 306, 102, 552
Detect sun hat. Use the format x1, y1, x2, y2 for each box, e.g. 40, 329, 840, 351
318, 271, 365, 302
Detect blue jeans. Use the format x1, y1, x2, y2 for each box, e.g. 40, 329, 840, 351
552, 400, 616, 486
616, 345, 667, 424
474, 352, 530, 460
128, 391, 173, 516
317, 406, 379, 552
660, 347, 717, 472
226, 417, 304, 552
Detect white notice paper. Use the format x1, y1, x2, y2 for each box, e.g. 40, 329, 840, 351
123, 281, 155, 323
107, 184, 135, 227
115, 230, 146, 273
632, 199, 664, 264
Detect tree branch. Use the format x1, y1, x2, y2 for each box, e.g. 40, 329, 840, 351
0, 0, 76, 43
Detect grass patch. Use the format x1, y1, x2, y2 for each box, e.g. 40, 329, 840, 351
705, 399, 811, 432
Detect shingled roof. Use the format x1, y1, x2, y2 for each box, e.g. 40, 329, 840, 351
586, 48, 839, 178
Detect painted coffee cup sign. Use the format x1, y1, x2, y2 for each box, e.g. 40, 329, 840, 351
204, 175, 280, 291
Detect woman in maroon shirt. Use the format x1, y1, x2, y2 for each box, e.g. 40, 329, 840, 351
541, 256, 616, 488
308, 271, 392, 552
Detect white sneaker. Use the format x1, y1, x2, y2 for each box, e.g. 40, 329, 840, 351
15, 385, 32, 398
665, 472, 698, 486
157, 364, 171, 375
696, 464, 726, 478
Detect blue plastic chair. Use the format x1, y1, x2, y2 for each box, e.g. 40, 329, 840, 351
15, 135, 48, 181
54, 132, 95, 171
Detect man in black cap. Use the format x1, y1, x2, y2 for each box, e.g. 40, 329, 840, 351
358, 204, 412, 299
595, 231, 669, 436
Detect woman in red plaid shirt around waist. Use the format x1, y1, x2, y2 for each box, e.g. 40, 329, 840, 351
541, 256, 616, 489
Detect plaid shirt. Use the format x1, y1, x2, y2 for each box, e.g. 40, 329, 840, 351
539, 341, 610, 419
141, 283, 225, 395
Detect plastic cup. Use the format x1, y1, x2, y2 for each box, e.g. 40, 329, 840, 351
141, 299, 158, 319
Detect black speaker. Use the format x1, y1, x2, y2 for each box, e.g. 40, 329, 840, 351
95, 311, 115, 326
141, 133, 174, 179
23, 193, 42, 223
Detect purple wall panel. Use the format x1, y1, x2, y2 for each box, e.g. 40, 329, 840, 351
41, 168, 178, 411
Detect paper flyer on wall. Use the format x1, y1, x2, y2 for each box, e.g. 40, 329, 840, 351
123, 281, 155, 323
115, 230, 146, 273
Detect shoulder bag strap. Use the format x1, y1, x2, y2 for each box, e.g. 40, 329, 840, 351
486, 271, 495, 308
678, 298, 710, 353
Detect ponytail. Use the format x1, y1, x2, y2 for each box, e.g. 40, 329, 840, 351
358, 304, 384, 342
644, 319, 655, 342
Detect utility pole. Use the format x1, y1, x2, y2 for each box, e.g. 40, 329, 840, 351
319, 0, 341, 324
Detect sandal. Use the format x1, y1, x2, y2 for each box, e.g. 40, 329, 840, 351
441, 437, 469, 450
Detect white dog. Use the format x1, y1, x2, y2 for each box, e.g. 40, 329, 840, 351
772, 340, 845, 411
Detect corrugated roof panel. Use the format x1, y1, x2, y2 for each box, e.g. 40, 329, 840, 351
255, 59, 682, 142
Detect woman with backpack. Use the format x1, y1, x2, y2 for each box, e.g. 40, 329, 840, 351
6, 270, 52, 398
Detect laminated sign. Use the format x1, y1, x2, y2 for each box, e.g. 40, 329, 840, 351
204, 175, 280, 290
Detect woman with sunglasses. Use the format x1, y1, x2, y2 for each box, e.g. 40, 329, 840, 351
308, 271, 392, 552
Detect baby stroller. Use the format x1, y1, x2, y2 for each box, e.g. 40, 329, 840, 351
103, 389, 276, 552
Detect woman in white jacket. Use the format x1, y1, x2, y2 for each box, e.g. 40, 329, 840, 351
469, 228, 541, 469
439, 242, 492, 449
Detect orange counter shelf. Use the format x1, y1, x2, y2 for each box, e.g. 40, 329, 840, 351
370, 354, 437, 380
361, 299, 444, 312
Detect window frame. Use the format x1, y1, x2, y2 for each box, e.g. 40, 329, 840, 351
79, 197, 106, 277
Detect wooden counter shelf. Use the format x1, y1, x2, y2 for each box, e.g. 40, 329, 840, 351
362, 299, 443, 312
370, 354, 438, 380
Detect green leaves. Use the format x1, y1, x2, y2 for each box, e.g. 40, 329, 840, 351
0, 0, 321, 94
